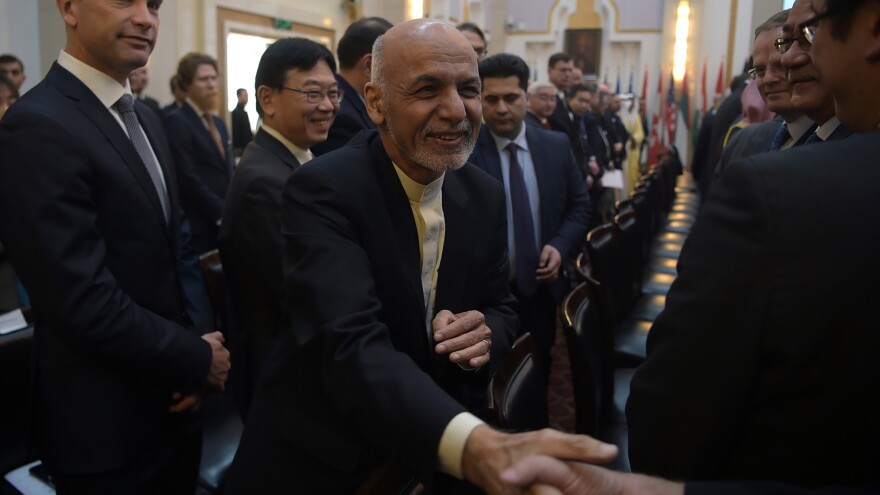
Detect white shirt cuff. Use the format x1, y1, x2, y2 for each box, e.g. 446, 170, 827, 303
437, 412, 484, 479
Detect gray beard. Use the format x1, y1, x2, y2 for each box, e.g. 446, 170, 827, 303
384, 113, 475, 173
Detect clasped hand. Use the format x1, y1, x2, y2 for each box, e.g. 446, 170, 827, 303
432, 310, 493, 370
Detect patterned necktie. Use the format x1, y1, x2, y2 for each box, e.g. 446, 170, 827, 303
767, 123, 791, 152
506, 142, 539, 296
114, 94, 169, 222
203, 113, 226, 160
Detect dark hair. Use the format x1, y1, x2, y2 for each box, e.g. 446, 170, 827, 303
456, 22, 486, 42
254, 37, 336, 117
755, 9, 790, 38
825, 0, 874, 41
567, 83, 593, 99
0, 54, 23, 71
478, 53, 529, 91
176, 52, 218, 91
236, 88, 247, 97
169, 74, 179, 93
548, 52, 572, 69
0, 73, 18, 100
337, 17, 392, 70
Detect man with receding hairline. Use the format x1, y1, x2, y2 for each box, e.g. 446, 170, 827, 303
0, 0, 230, 493
224, 19, 616, 494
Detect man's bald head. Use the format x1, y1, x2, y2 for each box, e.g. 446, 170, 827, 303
366, 19, 482, 184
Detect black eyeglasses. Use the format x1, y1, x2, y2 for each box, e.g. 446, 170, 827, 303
800, 6, 839, 44
282, 87, 344, 104
776, 6, 840, 54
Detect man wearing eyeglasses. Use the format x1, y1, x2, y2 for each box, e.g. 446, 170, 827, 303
713, 10, 816, 180
218, 37, 340, 416
626, 0, 880, 490
778, 0, 854, 143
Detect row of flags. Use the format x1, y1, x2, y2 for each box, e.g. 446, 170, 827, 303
635, 58, 727, 167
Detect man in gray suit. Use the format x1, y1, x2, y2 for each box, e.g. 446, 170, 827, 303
715, 10, 815, 179
218, 38, 340, 412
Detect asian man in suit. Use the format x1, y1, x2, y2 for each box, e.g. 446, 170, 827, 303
467, 53, 590, 360
218, 37, 340, 415
311, 16, 391, 157
0, 0, 230, 493
626, 0, 880, 489
166, 52, 234, 254
224, 20, 615, 495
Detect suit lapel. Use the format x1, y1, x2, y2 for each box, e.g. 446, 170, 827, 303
435, 171, 471, 315
338, 76, 373, 129
181, 104, 228, 168
49, 66, 171, 237
254, 129, 301, 171
526, 128, 553, 244
370, 137, 426, 314
137, 104, 178, 242
476, 127, 504, 181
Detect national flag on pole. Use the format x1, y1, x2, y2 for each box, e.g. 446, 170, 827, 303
648, 66, 664, 166
680, 70, 690, 130
666, 71, 677, 145
700, 57, 708, 114
715, 60, 725, 96
628, 68, 634, 94
615, 70, 621, 94
641, 65, 649, 99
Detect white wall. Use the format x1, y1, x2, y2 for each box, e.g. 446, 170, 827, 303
0, 0, 43, 94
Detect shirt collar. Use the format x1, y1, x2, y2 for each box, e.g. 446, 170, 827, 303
393, 162, 445, 203
186, 98, 215, 118
260, 124, 313, 164
786, 114, 815, 142
490, 124, 529, 154
57, 49, 131, 110
816, 115, 841, 141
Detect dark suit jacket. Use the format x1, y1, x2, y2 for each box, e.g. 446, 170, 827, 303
467, 125, 590, 303
217, 128, 299, 409
524, 111, 546, 129
604, 109, 630, 164
166, 103, 234, 253
712, 117, 781, 181
627, 132, 880, 487
224, 130, 518, 492
138, 94, 163, 121
311, 74, 374, 156
548, 94, 586, 169
230, 104, 253, 153
0, 63, 212, 474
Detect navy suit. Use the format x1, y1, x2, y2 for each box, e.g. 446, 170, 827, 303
468, 125, 590, 353
0, 63, 212, 484
166, 103, 234, 254
311, 74, 374, 156
224, 130, 517, 492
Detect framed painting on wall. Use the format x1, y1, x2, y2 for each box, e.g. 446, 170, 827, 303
565, 29, 602, 79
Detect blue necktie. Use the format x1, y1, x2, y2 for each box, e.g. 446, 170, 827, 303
506, 142, 539, 296
804, 131, 823, 145
767, 123, 790, 151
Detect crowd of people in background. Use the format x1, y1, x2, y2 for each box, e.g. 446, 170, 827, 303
1, 0, 879, 493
